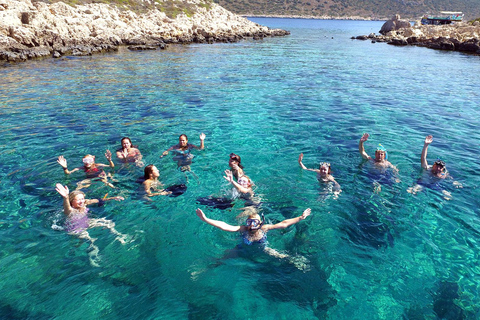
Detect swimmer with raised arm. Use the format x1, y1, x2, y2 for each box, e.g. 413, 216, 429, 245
359, 133, 399, 192
55, 183, 127, 266
298, 153, 341, 198
421, 135, 447, 178
195, 207, 311, 270
161, 133, 206, 171
116, 137, 143, 167
408, 135, 462, 199
57, 151, 116, 189
223, 169, 254, 199
359, 133, 398, 170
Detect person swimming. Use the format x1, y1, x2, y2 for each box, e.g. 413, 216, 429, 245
55, 183, 127, 267
57, 152, 116, 189
407, 135, 462, 199
161, 133, 206, 171
142, 164, 171, 197
298, 153, 341, 199
195, 207, 311, 270
359, 133, 398, 170
116, 137, 144, 167
228, 153, 245, 180
358, 133, 399, 192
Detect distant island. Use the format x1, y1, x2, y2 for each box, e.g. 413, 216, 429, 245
0, 0, 289, 63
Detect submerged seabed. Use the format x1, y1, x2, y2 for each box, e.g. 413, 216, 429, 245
1, 18, 480, 320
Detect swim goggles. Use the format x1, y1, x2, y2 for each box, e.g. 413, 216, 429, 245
434, 159, 446, 168
230, 153, 240, 162
83, 157, 94, 164
246, 219, 261, 228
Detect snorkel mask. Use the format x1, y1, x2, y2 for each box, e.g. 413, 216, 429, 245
433, 159, 446, 173
246, 219, 261, 229
376, 144, 388, 160
83, 155, 95, 165
246, 213, 265, 230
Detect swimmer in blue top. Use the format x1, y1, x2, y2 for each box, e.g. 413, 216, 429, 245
195, 207, 311, 270
161, 133, 206, 171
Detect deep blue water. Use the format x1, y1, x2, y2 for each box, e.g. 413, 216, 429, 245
1, 18, 480, 319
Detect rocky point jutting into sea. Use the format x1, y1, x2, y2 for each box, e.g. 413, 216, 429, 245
354, 15, 480, 54
0, 0, 289, 63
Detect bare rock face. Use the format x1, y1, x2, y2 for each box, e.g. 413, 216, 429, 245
0, 0, 290, 63
379, 14, 411, 35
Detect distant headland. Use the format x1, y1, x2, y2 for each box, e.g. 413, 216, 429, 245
353, 15, 480, 55
0, 0, 289, 63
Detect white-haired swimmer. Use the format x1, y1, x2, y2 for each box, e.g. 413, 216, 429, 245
55, 183, 127, 267
298, 153, 341, 198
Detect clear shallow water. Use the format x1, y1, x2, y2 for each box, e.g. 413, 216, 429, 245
1, 18, 480, 319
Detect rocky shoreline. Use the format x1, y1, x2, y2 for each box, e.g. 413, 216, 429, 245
0, 0, 290, 63
353, 15, 480, 54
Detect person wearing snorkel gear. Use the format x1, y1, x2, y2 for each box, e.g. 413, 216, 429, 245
408, 135, 462, 199
359, 133, 398, 170
116, 137, 143, 167
421, 135, 447, 178
298, 153, 341, 198
228, 153, 245, 180
161, 133, 206, 171
55, 183, 126, 267
195, 207, 311, 269
57, 151, 115, 188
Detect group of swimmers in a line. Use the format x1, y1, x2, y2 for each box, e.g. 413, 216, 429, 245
54, 132, 454, 267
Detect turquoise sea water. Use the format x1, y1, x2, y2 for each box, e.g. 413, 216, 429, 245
1, 17, 480, 319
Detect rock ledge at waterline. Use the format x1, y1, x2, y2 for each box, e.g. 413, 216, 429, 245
0, 0, 290, 63
353, 15, 480, 54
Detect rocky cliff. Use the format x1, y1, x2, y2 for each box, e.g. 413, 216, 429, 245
0, 0, 289, 63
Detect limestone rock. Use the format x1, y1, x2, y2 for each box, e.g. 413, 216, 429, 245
379, 14, 411, 35
0, 0, 289, 63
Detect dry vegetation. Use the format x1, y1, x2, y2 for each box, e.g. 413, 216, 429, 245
213, 0, 480, 21
35, 0, 213, 17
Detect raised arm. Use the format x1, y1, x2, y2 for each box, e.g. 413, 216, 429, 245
105, 150, 114, 168
55, 183, 73, 215
198, 132, 205, 150
298, 153, 319, 172
190, 133, 206, 150
223, 170, 250, 194
196, 208, 241, 232
421, 135, 433, 169
57, 156, 79, 174
264, 208, 311, 231
359, 133, 371, 160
